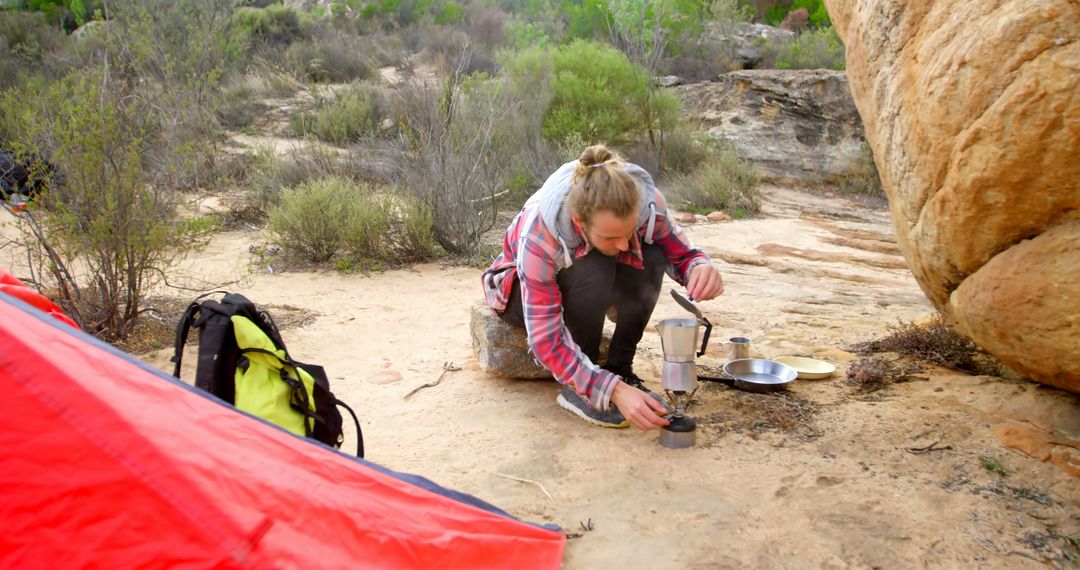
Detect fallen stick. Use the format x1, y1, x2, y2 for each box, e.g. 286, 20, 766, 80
494, 472, 554, 503
403, 361, 460, 400
906, 438, 953, 454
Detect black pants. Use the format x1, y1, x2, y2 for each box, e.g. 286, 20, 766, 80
498, 244, 667, 372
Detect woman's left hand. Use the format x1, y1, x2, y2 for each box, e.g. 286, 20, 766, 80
687, 263, 724, 301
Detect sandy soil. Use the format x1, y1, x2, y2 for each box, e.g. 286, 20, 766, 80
2, 186, 1077, 568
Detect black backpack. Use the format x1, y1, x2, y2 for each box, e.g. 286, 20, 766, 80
171, 292, 363, 457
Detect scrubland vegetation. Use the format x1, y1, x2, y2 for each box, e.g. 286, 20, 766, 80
0, 0, 847, 340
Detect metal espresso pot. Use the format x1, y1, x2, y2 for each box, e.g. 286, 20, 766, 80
655, 290, 712, 448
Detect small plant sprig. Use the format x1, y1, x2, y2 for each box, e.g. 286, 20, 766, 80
979, 455, 1008, 477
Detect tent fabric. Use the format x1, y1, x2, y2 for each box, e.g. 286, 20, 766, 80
0, 287, 565, 569
0, 268, 77, 328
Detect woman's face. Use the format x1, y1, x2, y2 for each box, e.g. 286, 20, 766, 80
576, 210, 637, 256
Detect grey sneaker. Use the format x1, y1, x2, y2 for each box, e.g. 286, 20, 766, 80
556, 385, 630, 429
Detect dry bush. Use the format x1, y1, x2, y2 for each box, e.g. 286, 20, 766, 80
665, 141, 761, 216
216, 70, 300, 129
467, 6, 509, 50
851, 314, 1004, 376
395, 56, 519, 255
0, 11, 73, 90
694, 388, 821, 443
626, 127, 712, 176
834, 142, 885, 199
291, 81, 390, 144
780, 8, 810, 32
234, 143, 405, 224
845, 357, 920, 393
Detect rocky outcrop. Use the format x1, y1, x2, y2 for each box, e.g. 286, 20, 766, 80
826, 0, 1080, 392
676, 69, 868, 184
707, 22, 795, 70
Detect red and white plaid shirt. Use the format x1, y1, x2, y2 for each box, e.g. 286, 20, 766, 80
482, 189, 709, 411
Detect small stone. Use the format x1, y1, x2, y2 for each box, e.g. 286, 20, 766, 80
706, 211, 732, 222
694, 214, 709, 224
678, 213, 697, 224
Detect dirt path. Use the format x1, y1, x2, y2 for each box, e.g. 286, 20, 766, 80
4, 185, 1077, 568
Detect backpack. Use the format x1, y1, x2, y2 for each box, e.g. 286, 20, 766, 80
171, 292, 363, 457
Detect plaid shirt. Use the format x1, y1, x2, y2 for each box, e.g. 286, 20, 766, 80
481, 190, 709, 411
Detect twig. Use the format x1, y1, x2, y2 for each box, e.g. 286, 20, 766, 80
403, 361, 460, 400
468, 188, 510, 204
494, 472, 554, 503
907, 438, 953, 454
1007, 551, 1044, 563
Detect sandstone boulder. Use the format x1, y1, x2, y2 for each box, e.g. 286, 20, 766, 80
676, 69, 868, 184
470, 303, 551, 379
826, 0, 1080, 392
470, 302, 611, 379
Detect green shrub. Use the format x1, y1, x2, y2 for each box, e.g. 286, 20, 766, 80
504, 18, 553, 49
775, 26, 844, 70
435, 1, 465, 24
342, 192, 393, 260
0, 11, 72, 89
2, 70, 202, 340
292, 82, 387, 144
504, 40, 680, 145
667, 142, 761, 214
268, 177, 357, 262
268, 176, 433, 264
394, 197, 436, 262
233, 5, 306, 48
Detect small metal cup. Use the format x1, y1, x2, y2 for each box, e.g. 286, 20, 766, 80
725, 336, 751, 360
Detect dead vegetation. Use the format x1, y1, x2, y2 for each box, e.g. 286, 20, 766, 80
845, 356, 922, 393
850, 314, 1004, 377
691, 380, 821, 445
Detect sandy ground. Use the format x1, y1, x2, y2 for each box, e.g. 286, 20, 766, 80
2, 186, 1078, 568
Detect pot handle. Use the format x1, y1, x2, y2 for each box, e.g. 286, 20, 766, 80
697, 317, 712, 357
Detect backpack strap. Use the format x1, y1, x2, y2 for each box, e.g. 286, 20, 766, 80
171, 291, 229, 379
336, 399, 364, 458
171, 301, 201, 378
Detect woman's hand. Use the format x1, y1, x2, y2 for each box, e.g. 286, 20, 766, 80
686, 263, 724, 301
610, 382, 670, 431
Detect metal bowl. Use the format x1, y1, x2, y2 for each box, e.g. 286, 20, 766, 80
722, 358, 798, 393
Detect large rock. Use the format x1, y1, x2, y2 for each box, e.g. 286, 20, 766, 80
826, 0, 1080, 392
705, 22, 795, 70
470, 303, 551, 379
470, 302, 611, 379
676, 69, 868, 184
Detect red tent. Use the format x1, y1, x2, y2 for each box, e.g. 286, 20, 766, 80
0, 276, 565, 568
